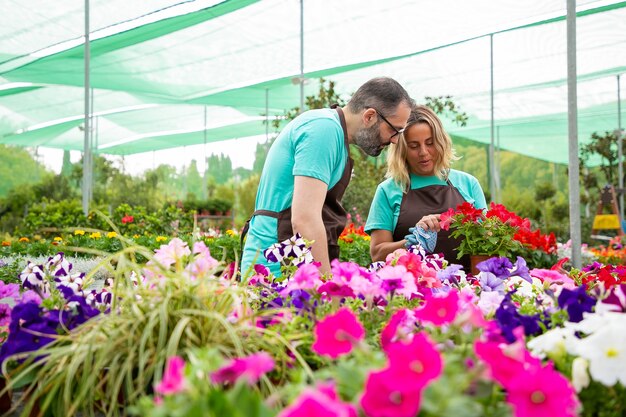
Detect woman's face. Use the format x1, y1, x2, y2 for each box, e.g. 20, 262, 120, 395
405, 122, 438, 176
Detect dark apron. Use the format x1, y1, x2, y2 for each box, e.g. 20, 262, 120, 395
392, 179, 470, 269
242, 106, 354, 261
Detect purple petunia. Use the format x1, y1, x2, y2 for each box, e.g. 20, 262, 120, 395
479, 272, 505, 294
494, 293, 546, 343
477, 257, 513, 278
557, 285, 596, 322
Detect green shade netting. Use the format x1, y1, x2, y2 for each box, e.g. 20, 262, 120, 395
0, 0, 624, 166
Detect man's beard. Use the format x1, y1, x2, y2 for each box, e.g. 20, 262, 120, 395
354, 122, 383, 157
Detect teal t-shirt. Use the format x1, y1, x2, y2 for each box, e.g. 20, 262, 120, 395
365, 170, 487, 235
241, 108, 347, 276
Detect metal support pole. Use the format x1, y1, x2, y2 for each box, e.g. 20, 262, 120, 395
82, 0, 91, 215
567, 0, 581, 268
496, 125, 501, 202
618, 74, 623, 221
299, 0, 304, 114
203, 106, 208, 199
489, 34, 496, 203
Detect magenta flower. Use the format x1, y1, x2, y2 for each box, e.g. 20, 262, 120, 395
155, 356, 186, 395
360, 367, 422, 417
211, 351, 275, 385
312, 308, 365, 359
413, 289, 460, 326
380, 309, 417, 352
474, 338, 542, 388
385, 332, 443, 387
278, 381, 357, 417
506, 363, 579, 417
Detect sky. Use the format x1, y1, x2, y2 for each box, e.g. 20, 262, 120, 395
36, 134, 268, 176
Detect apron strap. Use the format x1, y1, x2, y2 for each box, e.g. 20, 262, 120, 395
240, 210, 281, 248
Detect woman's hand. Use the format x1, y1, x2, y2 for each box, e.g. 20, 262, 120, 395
416, 213, 441, 232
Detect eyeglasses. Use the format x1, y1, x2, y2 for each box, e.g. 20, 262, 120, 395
373, 108, 405, 140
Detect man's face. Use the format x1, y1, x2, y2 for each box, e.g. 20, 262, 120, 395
355, 103, 411, 157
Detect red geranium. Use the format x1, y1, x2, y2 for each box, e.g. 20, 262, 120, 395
121, 215, 134, 224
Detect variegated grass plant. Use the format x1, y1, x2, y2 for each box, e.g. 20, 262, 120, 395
1, 232, 306, 417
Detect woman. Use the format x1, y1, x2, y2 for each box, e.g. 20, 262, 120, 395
365, 105, 487, 268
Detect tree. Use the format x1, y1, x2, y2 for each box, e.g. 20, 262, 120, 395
0, 145, 49, 197
206, 153, 233, 184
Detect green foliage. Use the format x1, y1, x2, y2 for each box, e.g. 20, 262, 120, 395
16, 199, 90, 237
130, 349, 278, 417
235, 174, 260, 226
0, 145, 48, 198
0, 257, 25, 285
342, 150, 386, 219
206, 153, 233, 185
338, 236, 371, 267
4, 246, 294, 417
424, 96, 469, 127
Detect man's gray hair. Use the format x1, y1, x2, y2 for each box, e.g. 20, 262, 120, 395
347, 77, 413, 116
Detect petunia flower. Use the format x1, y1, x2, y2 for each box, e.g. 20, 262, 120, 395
413, 289, 460, 326
278, 381, 357, 417
211, 351, 275, 385
311, 308, 365, 359
506, 362, 579, 417
385, 332, 443, 387
478, 272, 505, 294
477, 257, 513, 279
280, 263, 322, 295
155, 356, 186, 395
569, 312, 626, 386
557, 285, 596, 323
380, 309, 417, 352
360, 367, 423, 417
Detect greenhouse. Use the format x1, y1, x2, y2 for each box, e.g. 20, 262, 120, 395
0, 0, 625, 416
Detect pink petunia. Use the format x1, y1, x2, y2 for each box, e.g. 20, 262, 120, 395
155, 356, 186, 395
211, 352, 275, 385
0, 281, 20, 301
530, 269, 576, 293
385, 332, 443, 387
413, 289, 460, 326
377, 265, 418, 299
278, 381, 357, 417
474, 339, 542, 388
360, 367, 423, 417
380, 309, 417, 352
506, 363, 579, 417
153, 238, 191, 268
281, 263, 323, 295
312, 308, 365, 359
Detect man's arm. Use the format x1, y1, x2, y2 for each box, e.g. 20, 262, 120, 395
291, 175, 331, 273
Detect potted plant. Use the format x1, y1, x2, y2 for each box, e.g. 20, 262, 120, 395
440, 202, 525, 273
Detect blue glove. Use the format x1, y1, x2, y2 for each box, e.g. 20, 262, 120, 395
404, 226, 438, 253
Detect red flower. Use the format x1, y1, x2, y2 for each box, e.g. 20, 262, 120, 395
121, 215, 134, 224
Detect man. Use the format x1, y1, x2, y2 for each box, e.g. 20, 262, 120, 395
242, 77, 412, 276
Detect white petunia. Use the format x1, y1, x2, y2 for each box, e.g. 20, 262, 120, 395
571, 357, 590, 392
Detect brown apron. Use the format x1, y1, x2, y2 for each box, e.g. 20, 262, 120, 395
242, 106, 354, 261
392, 179, 470, 269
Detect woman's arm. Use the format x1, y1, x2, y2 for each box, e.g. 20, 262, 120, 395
370, 229, 407, 262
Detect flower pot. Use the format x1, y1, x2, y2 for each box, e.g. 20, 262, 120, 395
470, 254, 492, 275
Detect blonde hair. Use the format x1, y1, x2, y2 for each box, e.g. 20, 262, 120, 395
386, 104, 459, 191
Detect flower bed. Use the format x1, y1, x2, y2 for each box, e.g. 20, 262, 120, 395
0, 204, 624, 416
